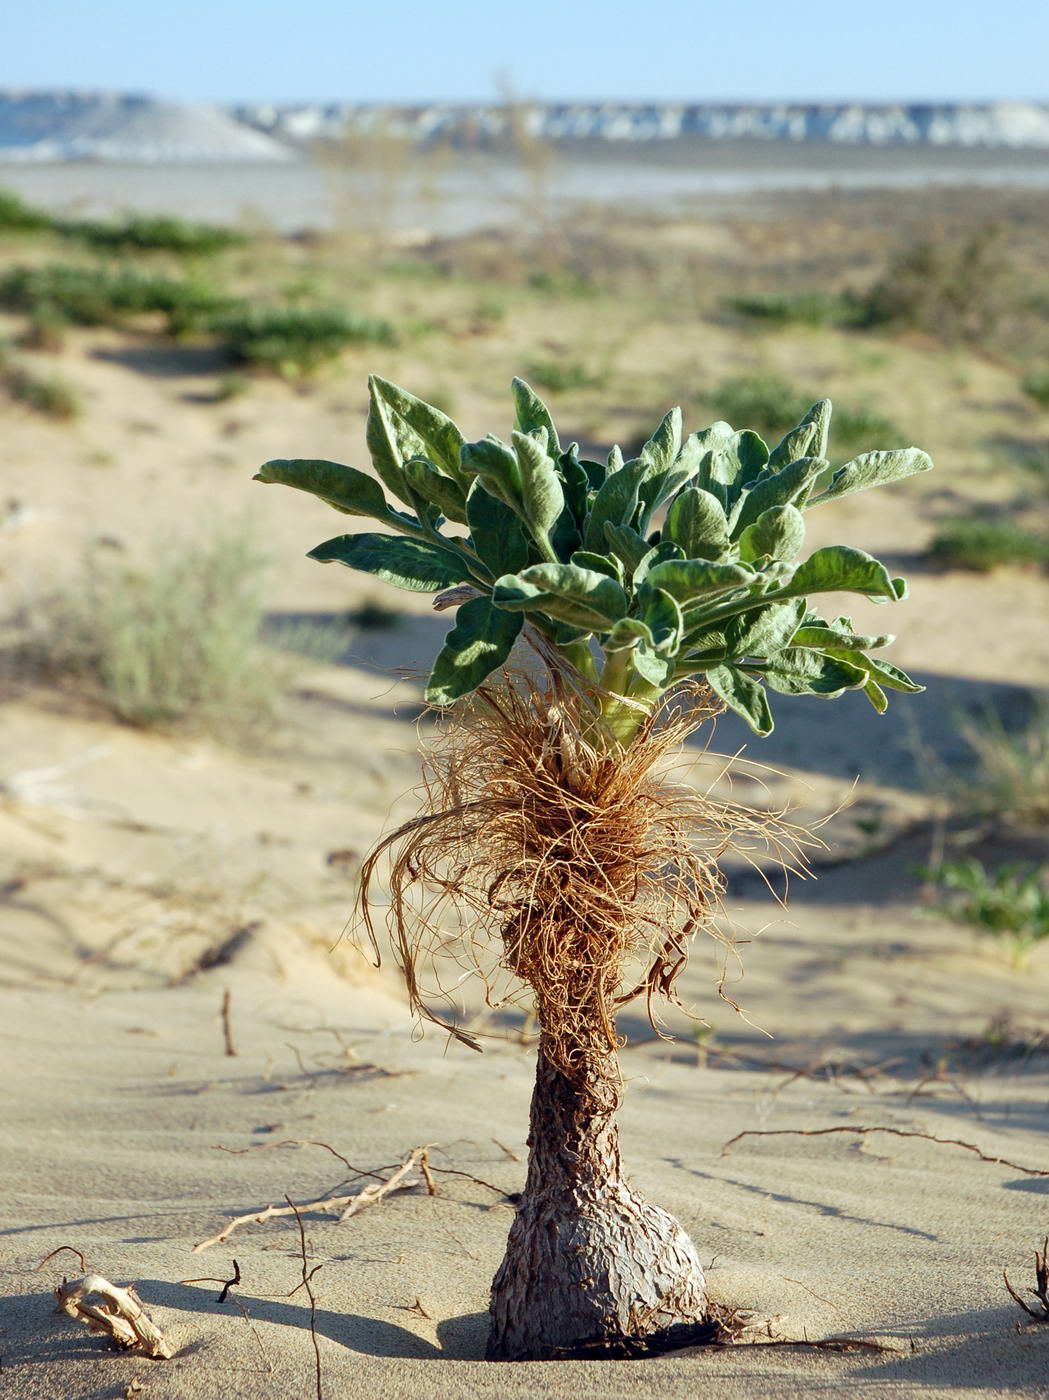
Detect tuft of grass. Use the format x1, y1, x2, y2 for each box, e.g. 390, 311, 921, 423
214, 305, 395, 377
725, 290, 861, 328
859, 225, 1014, 343
919, 858, 1049, 970
707, 373, 896, 454
525, 358, 607, 394
956, 701, 1049, 828
28, 523, 301, 735
58, 213, 246, 257
926, 517, 1049, 572
3, 362, 81, 420
0, 263, 231, 335
18, 302, 69, 353
1021, 370, 1049, 408
0, 187, 53, 233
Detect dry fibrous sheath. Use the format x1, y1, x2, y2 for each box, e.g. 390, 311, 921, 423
257, 375, 931, 1359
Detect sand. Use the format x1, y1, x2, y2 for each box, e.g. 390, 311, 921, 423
1, 205, 1048, 1397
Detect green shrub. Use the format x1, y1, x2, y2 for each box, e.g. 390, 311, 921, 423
31, 524, 298, 734
956, 701, 1049, 827
919, 858, 1049, 970
214, 305, 395, 376
859, 226, 1013, 343
525, 358, 606, 394
0, 263, 231, 334
3, 364, 81, 420
1021, 370, 1049, 407
927, 517, 1049, 572
708, 374, 896, 455
0, 188, 53, 233
18, 303, 69, 352
58, 213, 246, 257
725, 291, 860, 328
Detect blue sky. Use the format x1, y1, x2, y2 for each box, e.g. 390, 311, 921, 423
6, 0, 1047, 105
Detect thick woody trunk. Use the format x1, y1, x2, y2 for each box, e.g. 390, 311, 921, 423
486, 1018, 708, 1361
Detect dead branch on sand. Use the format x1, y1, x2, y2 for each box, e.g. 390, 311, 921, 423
722, 1125, 1049, 1177
54, 1275, 174, 1359
193, 1145, 435, 1252
1004, 1238, 1049, 1324
286, 1196, 324, 1400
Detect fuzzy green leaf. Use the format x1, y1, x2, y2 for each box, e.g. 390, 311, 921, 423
761, 648, 869, 697
791, 622, 894, 651
767, 401, 829, 471
737, 504, 806, 563
511, 377, 561, 458
425, 597, 523, 705
605, 617, 654, 652
642, 588, 684, 653
403, 457, 469, 524
788, 545, 897, 601
727, 598, 806, 659
644, 558, 757, 609
255, 458, 401, 525
811, 448, 933, 506
465, 480, 529, 577
732, 457, 827, 538
512, 429, 565, 544
603, 522, 652, 577
583, 456, 648, 551
863, 678, 889, 713
633, 646, 676, 687
492, 563, 629, 632
308, 533, 470, 592
368, 375, 466, 484
460, 436, 523, 511
571, 550, 622, 581
664, 488, 731, 561
706, 664, 774, 735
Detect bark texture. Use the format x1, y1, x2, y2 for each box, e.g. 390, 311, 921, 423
487, 1026, 708, 1361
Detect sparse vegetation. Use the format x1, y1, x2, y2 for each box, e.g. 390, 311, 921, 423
725, 290, 861, 328
955, 700, 1049, 827
2, 360, 81, 420
213, 305, 395, 376
927, 517, 1049, 572
0, 263, 231, 334
1021, 370, 1049, 408
58, 213, 246, 257
860, 225, 1014, 342
525, 357, 607, 394
0, 187, 53, 233
27, 523, 301, 734
707, 374, 897, 455
920, 858, 1049, 970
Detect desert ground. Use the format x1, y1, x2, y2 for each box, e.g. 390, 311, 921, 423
0, 166, 1047, 1398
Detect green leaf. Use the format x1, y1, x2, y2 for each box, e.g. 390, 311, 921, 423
492, 563, 629, 632
810, 448, 933, 505
633, 540, 685, 588
731, 456, 827, 538
861, 655, 925, 693
642, 588, 684, 653
767, 401, 829, 471
603, 522, 652, 577
760, 648, 869, 696
727, 598, 806, 658
664, 488, 731, 561
255, 458, 403, 525
583, 455, 648, 551
512, 429, 565, 544
571, 550, 622, 581
403, 457, 469, 524
863, 678, 889, 713
645, 558, 757, 609
309, 533, 470, 592
368, 375, 467, 484
466, 480, 529, 577
460, 436, 523, 511
605, 617, 654, 652
425, 597, 523, 705
633, 646, 676, 687
706, 664, 774, 735
737, 504, 806, 562
511, 377, 561, 458
791, 622, 894, 651
788, 545, 897, 601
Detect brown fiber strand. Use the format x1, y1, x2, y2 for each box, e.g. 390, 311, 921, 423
357, 674, 819, 1088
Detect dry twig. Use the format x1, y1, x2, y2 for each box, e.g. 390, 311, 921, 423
54, 1275, 173, 1359
193, 1145, 433, 1251
35, 1245, 87, 1273
221, 988, 236, 1057
722, 1125, 1049, 1177
285, 1197, 323, 1400
1004, 1239, 1049, 1323
180, 1259, 241, 1303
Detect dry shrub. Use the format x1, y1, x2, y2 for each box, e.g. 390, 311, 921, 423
359, 675, 816, 1085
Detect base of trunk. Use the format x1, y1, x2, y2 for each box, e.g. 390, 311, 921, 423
486, 1181, 708, 1361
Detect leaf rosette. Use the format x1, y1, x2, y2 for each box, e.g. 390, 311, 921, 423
256, 375, 931, 743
